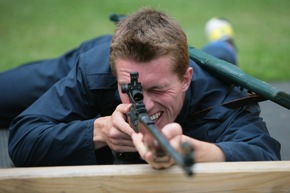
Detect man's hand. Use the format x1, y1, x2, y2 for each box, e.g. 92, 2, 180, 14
183, 135, 226, 162
132, 122, 226, 169
131, 123, 182, 169
93, 104, 136, 152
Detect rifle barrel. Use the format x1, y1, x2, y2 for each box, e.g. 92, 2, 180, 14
138, 113, 193, 176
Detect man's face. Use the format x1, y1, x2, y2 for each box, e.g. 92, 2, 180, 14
116, 55, 192, 129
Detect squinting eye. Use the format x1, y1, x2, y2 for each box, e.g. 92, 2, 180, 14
150, 90, 164, 95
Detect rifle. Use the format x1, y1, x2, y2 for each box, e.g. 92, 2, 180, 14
121, 72, 194, 176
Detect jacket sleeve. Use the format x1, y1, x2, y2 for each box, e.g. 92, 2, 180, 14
214, 104, 281, 161
185, 102, 281, 161
8, 58, 99, 167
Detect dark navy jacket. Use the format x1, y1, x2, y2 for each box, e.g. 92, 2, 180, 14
8, 36, 281, 166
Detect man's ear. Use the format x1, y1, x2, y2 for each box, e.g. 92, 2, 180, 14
182, 67, 193, 92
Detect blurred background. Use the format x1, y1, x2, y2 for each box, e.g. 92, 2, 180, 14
0, 0, 289, 166
0, 0, 289, 80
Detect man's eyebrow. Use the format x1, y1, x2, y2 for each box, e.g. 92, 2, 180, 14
146, 83, 170, 91
119, 81, 171, 90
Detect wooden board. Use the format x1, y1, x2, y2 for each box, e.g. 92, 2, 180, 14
1, 161, 290, 193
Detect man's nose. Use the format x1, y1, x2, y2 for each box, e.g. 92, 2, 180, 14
142, 92, 154, 110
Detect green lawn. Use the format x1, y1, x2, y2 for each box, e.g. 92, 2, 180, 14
0, 0, 289, 81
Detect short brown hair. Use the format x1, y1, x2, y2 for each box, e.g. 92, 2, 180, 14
110, 8, 189, 80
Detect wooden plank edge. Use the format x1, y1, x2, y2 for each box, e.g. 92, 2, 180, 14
0, 161, 290, 193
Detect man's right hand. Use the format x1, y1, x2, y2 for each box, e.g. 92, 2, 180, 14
93, 104, 137, 152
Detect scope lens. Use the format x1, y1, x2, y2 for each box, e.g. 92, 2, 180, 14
133, 90, 143, 101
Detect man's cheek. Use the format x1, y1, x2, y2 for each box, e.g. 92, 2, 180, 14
120, 94, 131, 104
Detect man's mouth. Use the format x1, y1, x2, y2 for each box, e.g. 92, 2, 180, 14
149, 111, 163, 122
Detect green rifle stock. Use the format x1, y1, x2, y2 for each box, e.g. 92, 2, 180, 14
189, 47, 290, 110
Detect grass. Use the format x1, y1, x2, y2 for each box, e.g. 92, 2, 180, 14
0, 0, 289, 81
